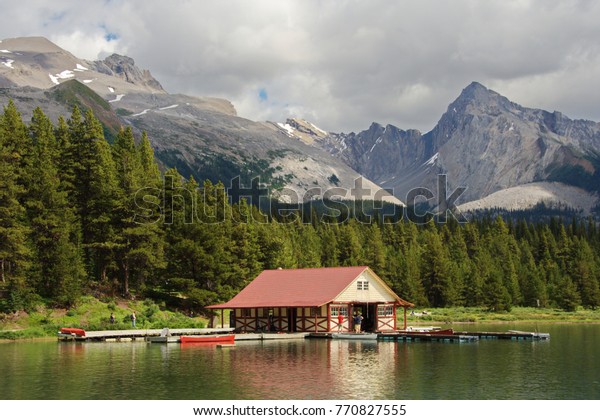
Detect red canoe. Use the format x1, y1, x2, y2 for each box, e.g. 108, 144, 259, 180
180, 334, 235, 344
59, 327, 86, 337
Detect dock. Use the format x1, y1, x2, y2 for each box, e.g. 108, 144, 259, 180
59, 327, 548, 343
309, 329, 549, 342
451, 330, 550, 340
378, 332, 479, 342
58, 327, 235, 342
58, 328, 309, 343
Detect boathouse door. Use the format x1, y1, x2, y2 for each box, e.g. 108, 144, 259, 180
355, 303, 378, 332
287, 308, 297, 332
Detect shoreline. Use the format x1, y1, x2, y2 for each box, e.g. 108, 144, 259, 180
2, 301, 600, 341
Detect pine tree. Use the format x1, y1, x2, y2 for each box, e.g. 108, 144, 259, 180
420, 229, 455, 307
112, 127, 165, 295
0, 101, 32, 310
337, 221, 363, 266
69, 108, 118, 285
26, 108, 84, 305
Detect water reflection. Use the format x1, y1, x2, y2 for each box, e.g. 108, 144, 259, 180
182, 339, 406, 399
1, 324, 599, 400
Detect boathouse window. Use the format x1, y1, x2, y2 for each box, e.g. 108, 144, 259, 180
357, 280, 369, 290
378, 305, 394, 317
331, 306, 348, 317
241, 308, 251, 317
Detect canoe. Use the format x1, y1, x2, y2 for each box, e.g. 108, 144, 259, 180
59, 327, 86, 337
331, 333, 378, 340
180, 334, 235, 344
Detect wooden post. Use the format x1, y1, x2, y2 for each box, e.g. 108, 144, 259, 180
220, 309, 224, 328
403, 307, 407, 330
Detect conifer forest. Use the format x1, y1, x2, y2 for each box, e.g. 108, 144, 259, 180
1, 102, 599, 313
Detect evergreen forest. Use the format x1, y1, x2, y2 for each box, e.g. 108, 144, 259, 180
1, 102, 600, 314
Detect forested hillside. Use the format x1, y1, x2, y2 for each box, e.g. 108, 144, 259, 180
1, 102, 599, 314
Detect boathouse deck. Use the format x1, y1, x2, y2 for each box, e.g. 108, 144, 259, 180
58, 328, 310, 342
58, 327, 235, 342
58, 328, 549, 343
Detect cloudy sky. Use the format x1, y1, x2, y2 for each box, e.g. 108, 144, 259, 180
1, 0, 599, 133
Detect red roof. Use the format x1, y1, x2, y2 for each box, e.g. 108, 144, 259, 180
207, 266, 412, 309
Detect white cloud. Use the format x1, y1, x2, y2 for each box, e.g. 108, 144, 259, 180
1, 0, 600, 132
51, 30, 123, 60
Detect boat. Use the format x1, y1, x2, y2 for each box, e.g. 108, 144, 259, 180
331, 332, 378, 340
180, 334, 235, 344
59, 327, 86, 337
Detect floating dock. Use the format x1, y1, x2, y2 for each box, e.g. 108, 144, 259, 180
58, 328, 309, 343
58, 327, 235, 342
59, 327, 548, 343
451, 330, 550, 340
378, 332, 479, 342
309, 329, 549, 342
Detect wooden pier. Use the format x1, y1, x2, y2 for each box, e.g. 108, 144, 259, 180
309, 329, 549, 342
58, 328, 309, 343
58, 327, 235, 342
59, 327, 548, 343
378, 332, 479, 342
451, 330, 550, 340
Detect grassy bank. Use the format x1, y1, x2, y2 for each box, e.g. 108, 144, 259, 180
407, 306, 600, 324
0, 296, 208, 340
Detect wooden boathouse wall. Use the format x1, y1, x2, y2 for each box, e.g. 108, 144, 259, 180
232, 303, 398, 333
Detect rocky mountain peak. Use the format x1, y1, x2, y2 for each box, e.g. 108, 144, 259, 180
449, 81, 518, 115
94, 54, 165, 92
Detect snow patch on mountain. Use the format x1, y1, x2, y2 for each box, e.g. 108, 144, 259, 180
277, 122, 295, 137
369, 136, 383, 153
108, 94, 125, 103
458, 182, 598, 214
423, 153, 439, 166
131, 109, 150, 117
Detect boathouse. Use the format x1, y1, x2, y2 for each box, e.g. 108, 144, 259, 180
207, 266, 413, 333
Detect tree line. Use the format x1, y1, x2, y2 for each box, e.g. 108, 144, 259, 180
1, 102, 599, 313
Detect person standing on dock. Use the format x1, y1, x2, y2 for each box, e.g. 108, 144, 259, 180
110, 313, 115, 324
131, 311, 136, 328
354, 313, 363, 333
337, 313, 344, 332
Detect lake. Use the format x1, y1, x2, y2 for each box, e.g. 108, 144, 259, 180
1, 323, 599, 400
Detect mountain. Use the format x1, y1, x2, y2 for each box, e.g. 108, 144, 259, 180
0, 36, 398, 205
311, 82, 600, 214
2, 36, 598, 213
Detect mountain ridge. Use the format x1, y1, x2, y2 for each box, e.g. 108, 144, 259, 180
303, 81, 600, 213
2, 36, 599, 213
1, 36, 400, 205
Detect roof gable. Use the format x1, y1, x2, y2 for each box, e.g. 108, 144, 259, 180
336, 269, 401, 303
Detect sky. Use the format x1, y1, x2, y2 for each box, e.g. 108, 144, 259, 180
1, 0, 600, 133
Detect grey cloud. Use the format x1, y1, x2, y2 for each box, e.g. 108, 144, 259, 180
1, 0, 600, 132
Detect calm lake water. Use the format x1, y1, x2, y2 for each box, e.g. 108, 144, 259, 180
1, 323, 599, 400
